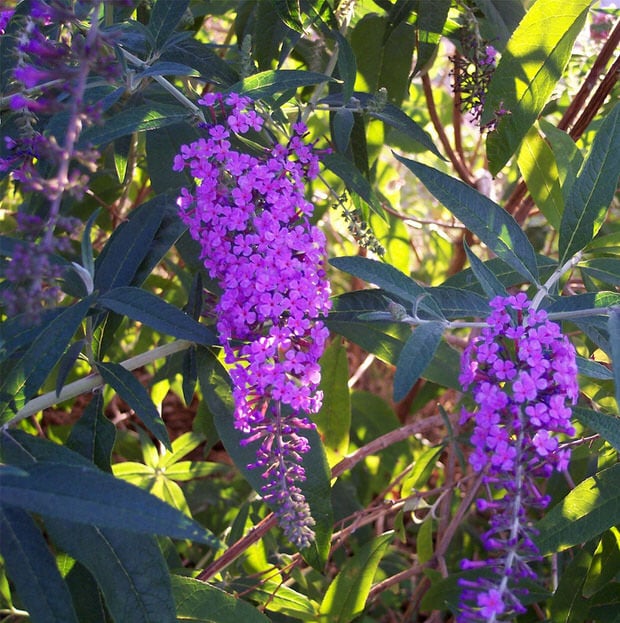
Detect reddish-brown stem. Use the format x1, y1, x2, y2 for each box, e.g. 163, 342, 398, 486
196, 413, 449, 582
421, 74, 476, 186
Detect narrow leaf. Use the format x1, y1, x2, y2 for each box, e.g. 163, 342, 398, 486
330, 255, 443, 318
228, 70, 333, 99
609, 311, 620, 411
96, 361, 170, 450
98, 287, 215, 346
172, 575, 271, 623
483, 0, 591, 173
573, 407, 620, 454
0, 462, 220, 546
464, 241, 508, 300
55, 339, 85, 398
559, 104, 620, 263
517, 125, 564, 229
66, 392, 116, 472
0, 297, 93, 424
318, 532, 393, 622
393, 322, 444, 402
396, 155, 540, 284
535, 464, 620, 555
0, 506, 79, 623
81, 207, 101, 280
81, 104, 189, 146
94, 200, 164, 293
313, 339, 351, 465
46, 519, 176, 623
538, 119, 583, 198
413, 0, 451, 75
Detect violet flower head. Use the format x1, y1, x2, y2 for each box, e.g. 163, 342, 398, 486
174, 93, 331, 548
457, 293, 578, 622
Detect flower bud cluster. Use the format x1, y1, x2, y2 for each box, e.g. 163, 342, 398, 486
1, 0, 123, 320
457, 293, 578, 622
174, 93, 331, 548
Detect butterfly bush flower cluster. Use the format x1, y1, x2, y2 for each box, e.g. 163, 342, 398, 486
1, 0, 123, 320
457, 293, 578, 622
174, 93, 331, 548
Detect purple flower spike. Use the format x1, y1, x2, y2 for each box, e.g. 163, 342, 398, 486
175, 93, 331, 548
457, 294, 578, 622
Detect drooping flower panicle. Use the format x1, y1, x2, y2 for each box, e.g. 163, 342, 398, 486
457, 293, 578, 622
174, 93, 331, 548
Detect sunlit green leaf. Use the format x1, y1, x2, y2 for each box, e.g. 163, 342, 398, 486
483, 0, 591, 173
536, 464, 620, 555
318, 532, 393, 622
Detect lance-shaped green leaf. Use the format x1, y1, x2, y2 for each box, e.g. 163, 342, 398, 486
0, 462, 220, 546
610, 311, 620, 411
396, 156, 540, 284
148, 0, 190, 50
96, 361, 170, 450
412, 0, 451, 75
330, 255, 444, 318
318, 532, 393, 622
313, 339, 351, 466
482, 0, 591, 174
172, 576, 272, 623
45, 519, 176, 623
393, 322, 444, 402
98, 287, 215, 346
0, 506, 79, 623
573, 407, 620, 454
464, 240, 508, 300
535, 463, 620, 555
517, 125, 564, 229
559, 104, 620, 263
0, 296, 93, 424
197, 349, 333, 568
227, 70, 333, 99
81, 104, 189, 146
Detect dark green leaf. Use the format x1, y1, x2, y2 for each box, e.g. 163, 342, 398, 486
393, 322, 444, 401
0, 308, 63, 363
576, 357, 613, 380
137, 61, 199, 78
609, 311, 620, 411
46, 519, 175, 623
182, 346, 198, 406
98, 287, 215, 346
148, 0, 190, 50
55, 339, 85, 398
81, 104, 189, 146
550, 546, 592, 623
318, 532, 393, 622
573, 407, 620, 454
0, 462, 220, 546
581, 259, 620, 287
159, 39, 239, 86
471, 0, 525, 48
322, 153, 385, 218
396, 156, 540, 284
463, 241, 508, 299
483, 0, 591, 173
96, 361, 170, 450
424, 286, 489, 319
94, 200, 164, 293
333, 30, 357, 101
66, 393, 116, 472
172, 575, 271, 623
332, 108, 355, 153
535, 464, 620, 555
412, 0, 451, 75
0, 297, 93, 424
197, 349, 333, 567
81, 208, 101, 281
64, 562, 107, 623
228, 70, 333, 99
0, 506, 79, 623
544, 292, 620, 314
559, 104, 620, 263
330, 255, 444, 318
